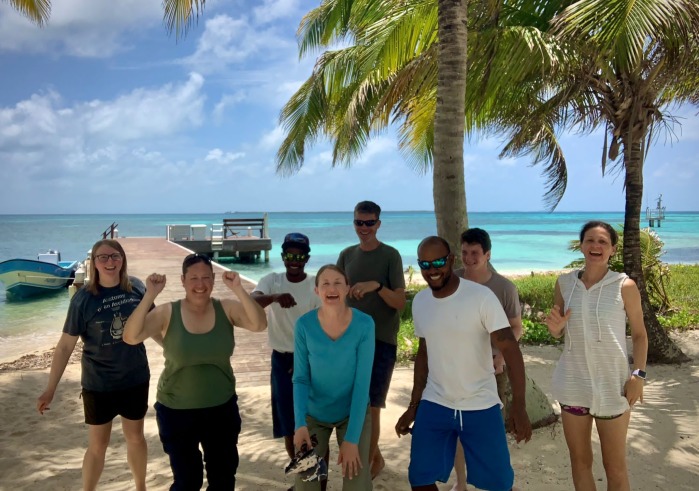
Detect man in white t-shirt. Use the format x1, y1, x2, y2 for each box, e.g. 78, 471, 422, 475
395, 236, 531, 491
252, 233, 321, 462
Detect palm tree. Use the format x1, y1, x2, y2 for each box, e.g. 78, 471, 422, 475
3, 0, 50, 25
278, 0, 697, 363
505, 0, 699, 363
277, 0, 471, 256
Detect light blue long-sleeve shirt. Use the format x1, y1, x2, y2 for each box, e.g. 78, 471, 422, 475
293, 308, 375, 444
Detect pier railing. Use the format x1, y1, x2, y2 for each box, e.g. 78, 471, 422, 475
101, 222, 119, 239
222, 215, 269, 239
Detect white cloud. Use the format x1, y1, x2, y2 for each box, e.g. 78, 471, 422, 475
259, 125, 286, 150
0, 0, 162, 57
82, 73, 206, 141
213, 92, 247, 120
182, 14, 291, 74
253, 0, 301, 24
0, 74, 207, 188
205, 148, 246, 164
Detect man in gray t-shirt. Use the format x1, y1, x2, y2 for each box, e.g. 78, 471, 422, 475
452, 227, 524, 491
337, 200, 406, 479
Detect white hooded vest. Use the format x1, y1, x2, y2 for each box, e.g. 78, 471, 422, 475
552, 269, 631, 417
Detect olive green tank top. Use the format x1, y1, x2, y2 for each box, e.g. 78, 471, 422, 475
157, 299, 236, 409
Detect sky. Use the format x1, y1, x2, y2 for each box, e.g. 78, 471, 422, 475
0, 0, 697, 214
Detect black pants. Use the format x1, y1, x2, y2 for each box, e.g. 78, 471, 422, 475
155, 395, 241, 490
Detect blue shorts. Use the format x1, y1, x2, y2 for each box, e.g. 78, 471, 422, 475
409, 400, 514, 491
271, 350, 295, 438
369, 340, 397, 408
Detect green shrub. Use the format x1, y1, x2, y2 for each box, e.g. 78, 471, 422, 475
511, 274, 558, 315
658, 309, 699, 331
521, 318, 562, 345
397, 318, 418, 364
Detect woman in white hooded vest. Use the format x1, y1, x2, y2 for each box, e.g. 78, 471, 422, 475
546, 221, 648, 491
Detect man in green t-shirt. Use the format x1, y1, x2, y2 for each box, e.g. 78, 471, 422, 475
337, 200, 406, 479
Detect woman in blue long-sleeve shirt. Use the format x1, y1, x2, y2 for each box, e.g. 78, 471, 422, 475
293, 264, 375, 490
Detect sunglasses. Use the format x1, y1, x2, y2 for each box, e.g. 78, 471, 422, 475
417, 255, 449, 270
281, 252, 308, 262
94, 253, 123, 263
353, 219, 378, 227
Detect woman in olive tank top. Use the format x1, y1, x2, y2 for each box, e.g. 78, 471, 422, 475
124, 253, 267, 490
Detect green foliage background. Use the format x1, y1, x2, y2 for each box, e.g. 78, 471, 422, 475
396, 265, 699, 363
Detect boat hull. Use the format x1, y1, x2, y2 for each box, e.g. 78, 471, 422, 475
0, 259, 79, 299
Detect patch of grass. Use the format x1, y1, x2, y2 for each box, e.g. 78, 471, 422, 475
665, 264, 699, 313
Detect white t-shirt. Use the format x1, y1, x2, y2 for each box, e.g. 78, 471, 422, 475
253, 273, 320, 353
412, 278, 510, 410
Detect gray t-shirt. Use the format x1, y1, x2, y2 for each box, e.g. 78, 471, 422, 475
454, 268, 521, 318
64, 276, 150, 391
337, 242, 405, 345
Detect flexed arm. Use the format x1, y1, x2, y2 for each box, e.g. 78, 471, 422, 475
222, 271, 267, 332
123, 273, 168, 344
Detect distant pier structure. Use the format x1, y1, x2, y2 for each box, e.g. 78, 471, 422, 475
167, 214, 272, 262
646, 194, 666, 227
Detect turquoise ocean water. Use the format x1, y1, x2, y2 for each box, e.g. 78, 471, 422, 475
1, 211, 698, 360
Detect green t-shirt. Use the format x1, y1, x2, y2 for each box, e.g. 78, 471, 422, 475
337, 242, 405, 345
157, 299, 236, 409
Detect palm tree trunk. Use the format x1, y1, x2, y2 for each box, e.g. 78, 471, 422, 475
623, 138, 688, 363
433, 0, 468, 257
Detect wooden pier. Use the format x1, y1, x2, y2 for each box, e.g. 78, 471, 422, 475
117, 237, 271, 388
167, 215, 272, 263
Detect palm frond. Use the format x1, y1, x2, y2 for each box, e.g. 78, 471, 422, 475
162, 0, 206, 40
6, 0, 50, 26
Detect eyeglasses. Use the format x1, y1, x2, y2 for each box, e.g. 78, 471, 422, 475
94, 253, 123, 263
417, 255, 449, 270
353, 219, 378, 227
281, 252, 308, 262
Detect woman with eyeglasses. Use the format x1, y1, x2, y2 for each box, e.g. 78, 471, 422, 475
36, 239, 152, 491
292, 264, 375, 491
123, 253, 267, 490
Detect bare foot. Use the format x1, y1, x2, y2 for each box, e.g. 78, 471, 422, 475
370, 453, 385, 480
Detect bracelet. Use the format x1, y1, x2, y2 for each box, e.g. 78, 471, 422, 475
408, 401, 420, 409
375, 282, 384, 293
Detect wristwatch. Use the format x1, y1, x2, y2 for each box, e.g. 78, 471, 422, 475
631, 369, 647, 380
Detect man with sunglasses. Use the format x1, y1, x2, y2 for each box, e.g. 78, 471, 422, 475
337, 200, 406, 479
395, 236, 530, 491
252, 232, 321, 467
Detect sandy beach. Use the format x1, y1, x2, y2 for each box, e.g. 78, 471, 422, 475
0, 328, 697, 491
